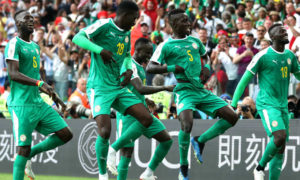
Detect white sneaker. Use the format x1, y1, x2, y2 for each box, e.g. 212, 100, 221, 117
24, 160, 35, 180
107, 147, 118, 176
99, 173, 109, 180
253, 168, 265, 180
139, 170, 157, 180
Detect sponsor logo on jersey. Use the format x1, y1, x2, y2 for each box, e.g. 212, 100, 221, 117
95, 105, 101, 113
125, 36, 129, 43
192, 43, 198, 49
110, 32, 116, 37
288, 58, 291, 65
272, 120, 278, 127
20, 134, 26, 142
35, 48, 39, 54
178, 103, 184, 109
272, 60, 278, 64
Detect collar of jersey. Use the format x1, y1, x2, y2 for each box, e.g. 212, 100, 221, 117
169, 35, 188, 41
110, 18, 125, 32
132, 58, 142, 67
17, 36, 33, 44
270, 46, 285, 54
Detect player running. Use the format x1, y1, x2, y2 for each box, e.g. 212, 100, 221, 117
5, 10, 73, 180
107, 38, 173, 180
72, 2, 170, 180
231, 24, 300, 180
146, 9, 238, 180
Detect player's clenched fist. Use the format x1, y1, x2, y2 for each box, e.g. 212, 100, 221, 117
100, 49, 116, 64
120, 69, 133, 87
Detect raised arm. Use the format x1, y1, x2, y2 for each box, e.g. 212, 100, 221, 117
131, 77, 174, 95
231, 71, 254, 108
72, 30, 103, 54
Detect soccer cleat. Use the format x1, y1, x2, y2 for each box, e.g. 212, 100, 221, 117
178, 170, 189, 180
253, 168, 265, 180
139, 171, 157, 180
25, 160, 35, 180
99, 173, 109, 180
107, 147, 118, 176
190, 136, 204, 164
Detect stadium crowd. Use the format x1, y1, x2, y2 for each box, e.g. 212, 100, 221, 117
0, 0, 300, 119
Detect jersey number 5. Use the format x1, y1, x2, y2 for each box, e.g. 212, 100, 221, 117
117, 43, 125, 55
187, 50, 193, 62
281, 66, 288, 78
33, 56, 37, 68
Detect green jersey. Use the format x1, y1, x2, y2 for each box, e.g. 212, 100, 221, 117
130, 59, 147, 106
83, 18, 131, 90
151, 36, 206, 88
247, 47, 300, 109
4, 37, 43, 106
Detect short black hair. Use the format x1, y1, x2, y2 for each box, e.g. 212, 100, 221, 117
14, 10, 27, 21
243, 17, 251, 22
135, 38, 151, 49
116, 0, 139, 15
268, 23, 282, 35
199, 27, 207, 32
245, 32, 254, 38
168, 9, 185, 23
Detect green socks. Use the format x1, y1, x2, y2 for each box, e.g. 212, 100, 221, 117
198, 119, 232, 143
269, 153, 283, 180
117, 156, 131, 180
96, 135, 109, 175
149, 140, 173, 171
259, 137, 280, 168
13, 155, 28, 180
30, 134, 65, 158
178, 130, 190, 165
111, 121, 145, 151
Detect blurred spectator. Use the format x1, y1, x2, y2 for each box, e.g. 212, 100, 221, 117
237, 96, 260, 119
0, 80, 10, 119
238, 17, 257, 39
204, 6, 226, 38
147, 74, 172, 119
288, 95, 299, 119
68, 78, 90, 109
256, 7, 267, 28
284, 15, 300, 50
286, 2, 300, 27
198, 28, 216, 57
0, 41, 7, 87
260, 39, 270, 50
253, 25, 267, 50
212, 36, 238, 96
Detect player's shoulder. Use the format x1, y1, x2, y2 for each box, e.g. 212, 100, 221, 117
7, 37, 19, 46
285, 49, 297, 57
254, 47, 269, 59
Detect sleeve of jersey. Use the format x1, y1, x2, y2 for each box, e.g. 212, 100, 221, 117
246, 52, 263, 75
83, 19, 108, 39
291, 53, 300, 76
131, 63, 139, 80
198, 39, 207, 56
231, 71, 254, 108
150, 42, 166, 64
122, 52, 133, 70
72, 30, 103, 54
5, 38, 19, 61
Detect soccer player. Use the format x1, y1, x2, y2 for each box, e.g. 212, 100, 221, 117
72, 2, 167, 180
107, 38, 173, 180
5, 10, 73, 180
146, 9, 238, 180
232, 24, 300, 180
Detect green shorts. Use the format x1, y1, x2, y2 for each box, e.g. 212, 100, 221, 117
174, 83, 228, 116
258, 106, 289, 141
87, 87, 142, 118
8, 102, 68, 146
116, 112, 166, 148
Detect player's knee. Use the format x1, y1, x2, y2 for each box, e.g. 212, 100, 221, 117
18, 146, 31, 157
120, 148, 134, 158
230, 113, 239, 126
182, 122, 193, 133
99, 128, 111, 139
141, 115, 153, 128
274, 132, 287, 147
65, 130, 73, 142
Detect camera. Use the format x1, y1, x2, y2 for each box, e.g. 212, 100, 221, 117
241, 105, 249, 112
67, 102, 91, 118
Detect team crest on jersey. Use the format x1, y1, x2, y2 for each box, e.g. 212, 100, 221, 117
287, 58, 291, 65
272, 121, 278, 127
20, 134, 26, 142
125, 36, 129, 43
192, 43, 198, 49
95, 105, 101, 113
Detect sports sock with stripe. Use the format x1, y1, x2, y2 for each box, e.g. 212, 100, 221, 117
96, 135, 109, 175
148, 139, 173, 171
13, 155, 28, 180
117, 156, 131, 180
258, 137, 280, 168
269, 153, 283, 180
178, 130, 190, 166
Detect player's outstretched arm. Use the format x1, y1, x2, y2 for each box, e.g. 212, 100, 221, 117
146, 61, 184, 74
131, 77, 174, 95
7, 60, 41, 86
72, 31, 103, 54
231, 71, 254, 108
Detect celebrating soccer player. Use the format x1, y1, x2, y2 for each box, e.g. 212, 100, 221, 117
232, 24, 300, 180
106, 38, 174, 180
146, 9, 238, 180
72, 1, 170, 180
5, 10, 73, 180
